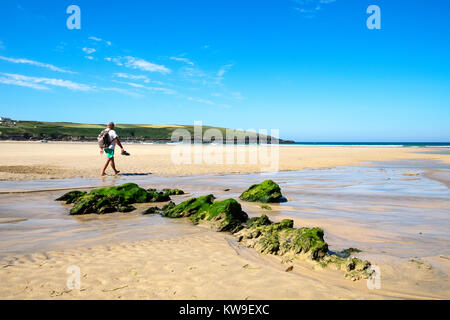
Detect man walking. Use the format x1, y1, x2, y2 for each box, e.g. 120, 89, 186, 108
100, 122, 125, 176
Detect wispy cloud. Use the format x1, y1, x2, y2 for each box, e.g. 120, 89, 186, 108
0, 73, 92, 91
217, 64, 233, 77
0, 75, 48, 90
109, 56, 171, 74
88, 36, 112, 46
211, 64, 235, 85
187, 96, 215, 105
82, 47, 96, 54
292, 0, 336, 18
113, 80, 145, 88
101, 87, 143, 98
113, 80, 176, 95
170, 56, 194, 66
114, 72, 150, 83
0, 56, 74, 74
146, 86, 176, 95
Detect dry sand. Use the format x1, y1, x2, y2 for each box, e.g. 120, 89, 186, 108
1, 141, 449, 180
2, 229, 448, 300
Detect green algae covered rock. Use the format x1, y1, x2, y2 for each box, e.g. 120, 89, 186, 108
69, 194, 108, 215
162, 195, 216, 218
147, 191, 171, 202
89, 183, 149, 203
55, 190, 87, 204
320, 255, 373, 281
236, 214, 328, 259
56, 183, 171, 215
162, 188, 185, 196
239, 180, 286, 203
161, 195, 248, 232
190, 199, 249, 232
143, 206, 160, 215
237, 214, 373, 280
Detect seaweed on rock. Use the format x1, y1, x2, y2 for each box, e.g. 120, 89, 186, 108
236, 214, 373, 280
160, 195, 248, 232
239, 180, 287, 203
56, 183, 171, 215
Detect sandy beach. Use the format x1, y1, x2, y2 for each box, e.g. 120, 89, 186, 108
1, 141, 450, 181
0, 142, 449, 299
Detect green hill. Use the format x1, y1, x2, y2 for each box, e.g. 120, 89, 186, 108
0, 120, 294, 143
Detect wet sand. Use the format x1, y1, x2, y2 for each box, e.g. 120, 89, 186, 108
0, 159, 449, 299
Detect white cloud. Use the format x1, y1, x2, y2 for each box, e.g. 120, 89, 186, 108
0, 56, 74, 74
181, 66, 207, 79
187, 97, 215, 105
113, 80, 176, 95
113, 80, 145, 88
88, 36, 112, 46
101, 87, 143, 98
217, 64, 233, 77
110, 56, 171, 74
0, 73, 92, 91
145, 86, 176, 95
114, 72, 150, 83
85, 56, 94, 60
292, 0, 335, 17
82, 47, 96, 54
0, 76, 48, 90
170, 56, 194, 66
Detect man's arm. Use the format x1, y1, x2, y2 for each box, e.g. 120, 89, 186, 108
114, 138, 124, 151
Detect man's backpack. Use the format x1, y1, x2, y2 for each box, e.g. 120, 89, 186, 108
98, 129, 111, 148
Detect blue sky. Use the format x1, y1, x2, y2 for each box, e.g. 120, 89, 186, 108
0, 0, 449, 141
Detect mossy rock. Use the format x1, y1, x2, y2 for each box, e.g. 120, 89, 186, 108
118, 205, 136, 213
190, 198, 249, 232
58, 183, 172, 215
55, 190, 87, 204
162, 188, 185, 196
147, 191, 171, 202
70, 194, 105, 215
161, 196, 248, 232
89, 183, 149, 203
321, 255, 373, 281
239, 180, 286, 203
162, 195, 215, 218
162, 201, 176, 211
236, 215, 328, 260
143, 206, 160, 215
246, 214, 272, 228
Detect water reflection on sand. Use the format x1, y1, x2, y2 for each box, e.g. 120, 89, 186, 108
0, 159, 449, 263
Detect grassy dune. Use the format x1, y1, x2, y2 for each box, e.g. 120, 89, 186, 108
0, 121, 289, 142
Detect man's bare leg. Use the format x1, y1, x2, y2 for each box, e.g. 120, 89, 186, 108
110, 157, 120, 175
101, 158, 111, 176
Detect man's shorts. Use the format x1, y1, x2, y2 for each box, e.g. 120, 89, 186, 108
104, 148, 115, 159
